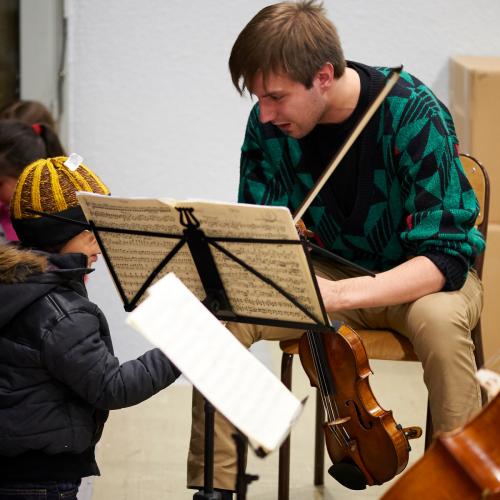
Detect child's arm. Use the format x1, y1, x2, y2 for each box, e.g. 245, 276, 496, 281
42, 310, 181, 409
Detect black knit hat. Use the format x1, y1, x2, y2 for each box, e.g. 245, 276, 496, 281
11, 156, 110, 247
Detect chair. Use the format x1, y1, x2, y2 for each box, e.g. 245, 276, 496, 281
277, 153, 490, 500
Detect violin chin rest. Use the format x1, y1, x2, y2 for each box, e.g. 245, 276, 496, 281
328, 460, 367, 490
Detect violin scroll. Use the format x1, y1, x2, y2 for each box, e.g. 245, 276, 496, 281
295, 218, 316, 240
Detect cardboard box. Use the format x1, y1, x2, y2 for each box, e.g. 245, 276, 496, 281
449, 56, 500, 222
480, 223, 500, 363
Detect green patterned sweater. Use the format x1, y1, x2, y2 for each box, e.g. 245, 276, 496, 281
238, 62, 485, 287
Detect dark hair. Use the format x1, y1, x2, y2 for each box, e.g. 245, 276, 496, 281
0, 120, 66, 178
229, 0, 345, 95
0, 100, 57, 131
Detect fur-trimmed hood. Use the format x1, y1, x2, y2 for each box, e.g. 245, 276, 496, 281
0, 245, 48, 284
0, 245, 91, 328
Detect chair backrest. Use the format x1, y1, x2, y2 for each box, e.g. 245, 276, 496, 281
459, 153, 490, 278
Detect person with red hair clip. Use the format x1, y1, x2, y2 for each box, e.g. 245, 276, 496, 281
0, 119, 65, 243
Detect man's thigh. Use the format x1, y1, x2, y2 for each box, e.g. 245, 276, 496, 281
387, 270, 483, 344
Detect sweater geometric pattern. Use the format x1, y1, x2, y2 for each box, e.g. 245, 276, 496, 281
238, 64, 485, 273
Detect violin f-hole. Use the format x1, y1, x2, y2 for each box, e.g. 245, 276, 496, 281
346, 399, 373, 431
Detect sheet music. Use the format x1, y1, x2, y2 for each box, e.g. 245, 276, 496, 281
77, 193, 324, 324
126, 272, 304, 452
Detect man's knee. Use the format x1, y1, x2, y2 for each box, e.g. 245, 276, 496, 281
228, 321, 303, 346
226, 321, 260, 348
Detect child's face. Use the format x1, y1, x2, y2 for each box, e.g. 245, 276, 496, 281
60, 230, 100, 267
0, 176, 18, 206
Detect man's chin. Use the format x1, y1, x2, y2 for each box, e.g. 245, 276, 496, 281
288, 130, 308, 139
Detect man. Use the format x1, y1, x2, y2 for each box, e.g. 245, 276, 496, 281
188, 1, 484, 496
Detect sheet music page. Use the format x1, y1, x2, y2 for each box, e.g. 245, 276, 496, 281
126, 272, 304, 451
77, 193, 324, 323
77, 194, 204, 302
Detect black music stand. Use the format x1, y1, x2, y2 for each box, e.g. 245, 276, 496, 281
94, 206, 334, 500
88, 206, 333, 499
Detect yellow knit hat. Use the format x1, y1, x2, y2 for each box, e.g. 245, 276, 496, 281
11, 156, 110, 247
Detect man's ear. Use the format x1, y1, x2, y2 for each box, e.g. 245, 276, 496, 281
315, 63, 334, 89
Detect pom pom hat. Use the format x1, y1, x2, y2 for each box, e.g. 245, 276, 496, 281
10, 156, 110, 247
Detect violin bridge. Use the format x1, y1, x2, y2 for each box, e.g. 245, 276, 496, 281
326, 416, 351, 426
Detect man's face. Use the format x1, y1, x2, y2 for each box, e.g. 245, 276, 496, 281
251, 70, 328, 139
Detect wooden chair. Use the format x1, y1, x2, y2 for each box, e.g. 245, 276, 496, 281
277, 153, 490, 500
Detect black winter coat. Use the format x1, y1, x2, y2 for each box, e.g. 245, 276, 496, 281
0, 245, 180, 481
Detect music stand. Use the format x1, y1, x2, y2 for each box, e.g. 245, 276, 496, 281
88, 205, 332, 500
44, 196, 374, 499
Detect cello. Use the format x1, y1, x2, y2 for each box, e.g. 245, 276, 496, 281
381, 376, 500, 499
292, 65, 421, 489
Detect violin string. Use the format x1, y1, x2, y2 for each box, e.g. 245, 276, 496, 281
306, 331, 335, 418
307, 331, 349, 446
308, 331, 352, 444
308, 332, 350, 446
306, 331, 343, 446
323, 340, 352, 443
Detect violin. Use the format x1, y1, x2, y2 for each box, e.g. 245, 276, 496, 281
291, 66, 421, 489
298, 321, 416, 489
381, 393, 500, 499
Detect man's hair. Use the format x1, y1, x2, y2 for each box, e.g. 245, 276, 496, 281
229, 0, 346, 95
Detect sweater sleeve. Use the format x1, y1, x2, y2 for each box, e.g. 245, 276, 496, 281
42, 311, 180, 410
425, 252, 468, 290
394, 91, 485, 275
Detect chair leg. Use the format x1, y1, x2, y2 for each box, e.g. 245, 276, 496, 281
278, 353, 294, 500
424, 400, 434, 449
472, 321, 485, 369
314, 388, 325, 485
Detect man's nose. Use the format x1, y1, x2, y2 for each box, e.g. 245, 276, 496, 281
259, 101, 276, 124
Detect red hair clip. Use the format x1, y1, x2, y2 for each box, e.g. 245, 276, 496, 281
32, 123, 42, 135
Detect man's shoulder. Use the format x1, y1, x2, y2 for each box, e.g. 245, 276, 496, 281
349, 60, 433, 105
367, 64, 451, 124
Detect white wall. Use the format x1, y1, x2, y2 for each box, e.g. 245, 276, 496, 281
64, 0, 500, 360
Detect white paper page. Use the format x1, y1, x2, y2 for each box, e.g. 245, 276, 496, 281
126, 272, 304, 452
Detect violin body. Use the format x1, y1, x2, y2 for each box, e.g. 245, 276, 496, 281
299, 322, 410, 488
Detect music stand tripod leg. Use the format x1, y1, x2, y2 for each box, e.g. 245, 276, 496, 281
233, 432, 259, 500
193, 399, 222, 500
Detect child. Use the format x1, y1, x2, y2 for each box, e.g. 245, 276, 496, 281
0, 119, 65, 242
0, 157, 180, 500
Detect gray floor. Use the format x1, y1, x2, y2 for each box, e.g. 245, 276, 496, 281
87, 341, 427, 499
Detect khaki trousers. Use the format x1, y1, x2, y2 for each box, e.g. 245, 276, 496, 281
187, 257, 483, 490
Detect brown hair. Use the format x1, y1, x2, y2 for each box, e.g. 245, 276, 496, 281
229, 0, 346, 95
0, 120, 66, 178
0, 100, 57, 131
